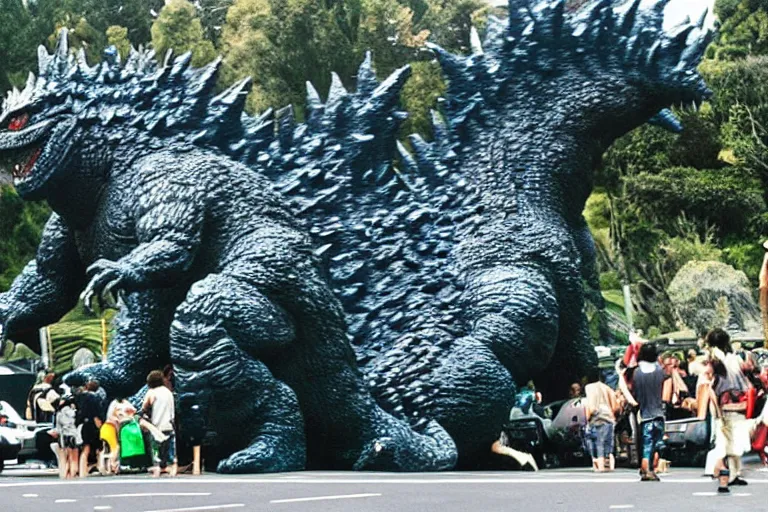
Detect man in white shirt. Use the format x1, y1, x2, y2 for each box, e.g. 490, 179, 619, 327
142, 370, 176, 477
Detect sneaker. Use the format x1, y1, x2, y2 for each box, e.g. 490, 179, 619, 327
717, 486, 730, 494
730, 477, 748, 486
640, 471, 660, 482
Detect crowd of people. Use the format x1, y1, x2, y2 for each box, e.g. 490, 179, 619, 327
24, 369, 177, 479
12, 329, 768, 486
583, 328, 768, 493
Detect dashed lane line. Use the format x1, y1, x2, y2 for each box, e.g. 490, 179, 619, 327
95, 493, 213, 498
270, 493, 382, 504
609, 506, 634, 509
143, 505, 245, 512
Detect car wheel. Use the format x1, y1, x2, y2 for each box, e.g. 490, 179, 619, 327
0, 457, 4, 474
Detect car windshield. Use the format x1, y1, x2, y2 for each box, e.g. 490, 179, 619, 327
0, 401, 24, 424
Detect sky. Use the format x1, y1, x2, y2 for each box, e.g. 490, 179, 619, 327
664, 0, 717, 30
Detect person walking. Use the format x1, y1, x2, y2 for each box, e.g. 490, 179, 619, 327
142, 370, 177, 477
54, 397, 80, 479
633, 342, 667, 481
77, 380, 105, 478
707, 328, 751, 493
585, 369, 620, 472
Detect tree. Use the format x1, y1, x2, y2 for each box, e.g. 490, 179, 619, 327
106, 25, 132, 61
356, 0, 429, 77
399, 60, 445, 137
0, 186, 50, 291
0, 0, 43, 90
709, 0, 768, 60
48, 16, 105, 63
197, 0, 236, 44
221, 0, 361, 114
151, 0, 217, 67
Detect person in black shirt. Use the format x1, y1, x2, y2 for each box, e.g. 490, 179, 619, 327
76, 380, 105, 478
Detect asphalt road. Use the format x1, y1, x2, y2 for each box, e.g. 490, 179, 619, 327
1, 465, 766, 512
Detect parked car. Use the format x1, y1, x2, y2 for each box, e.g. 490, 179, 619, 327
505, 392, 714, 469
0, 401, 52, 466
502, 413, 548, 468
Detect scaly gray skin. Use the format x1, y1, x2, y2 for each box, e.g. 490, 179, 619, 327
249, 0, 713, 465
0, 33, 456, 472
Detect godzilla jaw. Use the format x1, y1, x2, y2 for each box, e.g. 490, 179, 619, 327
0, 116, 76, 198
0, 116, 52, 181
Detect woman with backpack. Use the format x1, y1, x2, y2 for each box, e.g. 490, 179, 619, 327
54, 397, 80, 479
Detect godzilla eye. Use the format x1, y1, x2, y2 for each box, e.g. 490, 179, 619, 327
8, 113, 29, 131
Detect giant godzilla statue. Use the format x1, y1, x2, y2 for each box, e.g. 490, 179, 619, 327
252, 0, 714, 464
0, 33, 456, 473
0, 0, 712, 470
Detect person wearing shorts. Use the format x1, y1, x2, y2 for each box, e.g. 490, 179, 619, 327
585, 369, 620, 472
55, 397, 80, 479
142, 370, 177, 477
632, 342, 667, 481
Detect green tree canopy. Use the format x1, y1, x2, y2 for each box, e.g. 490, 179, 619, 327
151, 0, 217, 67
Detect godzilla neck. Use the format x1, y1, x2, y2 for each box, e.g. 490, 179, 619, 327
462, 125, 598, 223
46, 148, 113, 229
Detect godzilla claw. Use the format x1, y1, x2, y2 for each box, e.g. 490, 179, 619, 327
216, 435, 306, 474
81, 259, 124, 312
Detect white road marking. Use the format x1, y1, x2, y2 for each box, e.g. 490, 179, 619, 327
55, 499, 77, 503
609, 506, 634, 509
0, 475, 764, 488
692, 492, 717, 496
734, 493, 752, 497
143, 505, 244, 512
271, 493, 382, 504
22, 493, 38, 497
94, 507, 113, 511
96, 493, 212, 498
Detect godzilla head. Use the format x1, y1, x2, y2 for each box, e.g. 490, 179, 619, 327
0, 29, 263, 202
0, 30, 84, 200
430, 0, 714, 146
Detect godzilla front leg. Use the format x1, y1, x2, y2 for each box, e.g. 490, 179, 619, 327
70, 171, 203, 394
171, 273, 306, 473
65, 289, 181, 397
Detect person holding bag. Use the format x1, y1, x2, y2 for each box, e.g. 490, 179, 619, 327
707, 329, 754, 493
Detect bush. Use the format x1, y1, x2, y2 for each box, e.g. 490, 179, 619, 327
722, 240, 764, 283
599, 271, 621, 290
624, 167, 764, 236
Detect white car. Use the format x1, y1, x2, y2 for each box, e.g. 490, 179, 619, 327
0, 401, 52, 465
